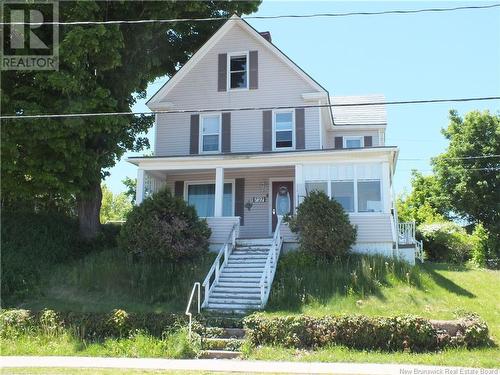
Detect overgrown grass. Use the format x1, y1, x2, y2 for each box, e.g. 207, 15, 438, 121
13, 248, 215, 313
246, 251, 500, 367
0, 328, 198, 359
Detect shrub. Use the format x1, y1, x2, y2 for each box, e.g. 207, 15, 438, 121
243, 313, 490, 352
418, 221, 476, 263
286, 191, 356, 259
119, 188, 211, 262
0, 309, 187, 341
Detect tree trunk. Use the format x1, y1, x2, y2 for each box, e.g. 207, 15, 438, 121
77, 179, 102, 240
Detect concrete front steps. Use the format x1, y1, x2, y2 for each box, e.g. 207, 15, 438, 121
198, 327, 245, 359
205, 238, 272, 314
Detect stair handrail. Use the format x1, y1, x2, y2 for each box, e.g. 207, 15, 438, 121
259, 215, 284, 308
202, 221, 239, 308
185, 281, 200, 339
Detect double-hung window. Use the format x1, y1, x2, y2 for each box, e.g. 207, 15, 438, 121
200, 114, 221, 153
187, 182, 233, 217
274, 111, 294, 150
229, 53, 248, 90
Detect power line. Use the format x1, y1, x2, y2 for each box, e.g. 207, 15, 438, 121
2, 96, 500, 120
2, 4, 499, 26
399, 155, 500, 161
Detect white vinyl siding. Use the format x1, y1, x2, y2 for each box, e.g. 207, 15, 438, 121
154, 23, 322, 156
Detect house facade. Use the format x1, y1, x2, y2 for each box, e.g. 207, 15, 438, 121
128, 15, 420, 272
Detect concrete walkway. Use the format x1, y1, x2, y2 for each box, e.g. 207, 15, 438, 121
1, 356, 495, 374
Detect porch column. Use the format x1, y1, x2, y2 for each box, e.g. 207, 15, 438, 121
136, 168, 145, 205
214, 167, 224, 217
294, 164, 305, 208
381, 162, 391, 213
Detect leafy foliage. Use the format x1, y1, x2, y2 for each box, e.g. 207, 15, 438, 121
396, 171, 449, 225
122, 177, 137, 205
100, 184, 132, 223
244, 313, 490, 352
287, 191, 356, 259
119, 188, 211, 262
418, 222, 476, 263
433, 110, 500, 256
0, 211, 88, 302
1, 1, 261, 238
0, 309, 199, 359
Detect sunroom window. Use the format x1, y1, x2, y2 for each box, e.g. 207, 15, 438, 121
331, 180, 355, 212
357, 180, 382, 212
187, 183, 233, 217
229, 54, 248, 89
201, 115, 220, 153
274, 111, 294, 149
305, 181, 328, 195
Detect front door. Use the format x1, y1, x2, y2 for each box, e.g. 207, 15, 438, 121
271, 181, 294, 232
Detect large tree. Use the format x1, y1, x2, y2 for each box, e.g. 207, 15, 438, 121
1, 1, 260, 238
396, 171, 450, 225
433, 110, 500, 247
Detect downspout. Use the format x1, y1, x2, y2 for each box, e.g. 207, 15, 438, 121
390, 152, 400, 259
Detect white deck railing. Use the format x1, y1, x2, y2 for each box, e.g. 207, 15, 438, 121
398, 221, 424, 262
398, 221, 416, 245
201, 221, 239, 308
259, 215, 284, 308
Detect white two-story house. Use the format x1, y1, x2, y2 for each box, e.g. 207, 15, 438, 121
129, 15, 421, 311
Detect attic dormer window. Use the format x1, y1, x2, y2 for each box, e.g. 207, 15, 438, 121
229, 52, 248, 90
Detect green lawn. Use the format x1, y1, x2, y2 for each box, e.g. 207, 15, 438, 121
5, 250, 500, 367
12, 248, 215, 313
245, 253, 500, 367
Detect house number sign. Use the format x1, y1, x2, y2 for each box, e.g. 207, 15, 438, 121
252, 196, 267, 203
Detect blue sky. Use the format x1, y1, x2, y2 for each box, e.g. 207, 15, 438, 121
105, 1, 500, 196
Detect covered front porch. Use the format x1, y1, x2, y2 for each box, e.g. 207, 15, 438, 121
135, 165, 297, 245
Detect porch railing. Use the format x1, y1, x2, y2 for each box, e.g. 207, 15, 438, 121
259, 215, 284, 308
398, 221, 416, 245
398, 221, 424, 262
201, 221, 239, 308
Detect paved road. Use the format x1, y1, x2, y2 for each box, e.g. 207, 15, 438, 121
0, 356, 494, 374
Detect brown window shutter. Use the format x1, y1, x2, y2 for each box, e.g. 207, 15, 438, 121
364, 136, 373, 147
221, 112, 231, 153
334, 136, 343, 149
295, 108, 305, 149
235, 178, 245, 225
249, 51, 258, 90
218, 53, 227, 92
174, 181, 184, 198
190, 114, 200, 154
262, 110, 272, 151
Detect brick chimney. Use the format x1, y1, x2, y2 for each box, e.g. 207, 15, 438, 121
259, 31, 272, 43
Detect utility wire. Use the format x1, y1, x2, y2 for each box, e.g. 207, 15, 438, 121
399, 155, 500, 161
2, 4, 499, 25
2, 96, 500, 120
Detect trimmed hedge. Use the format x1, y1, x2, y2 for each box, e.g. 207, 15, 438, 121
244, 313, 490, 352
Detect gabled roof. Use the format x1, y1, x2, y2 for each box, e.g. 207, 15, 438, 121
146, 14, 329, 110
